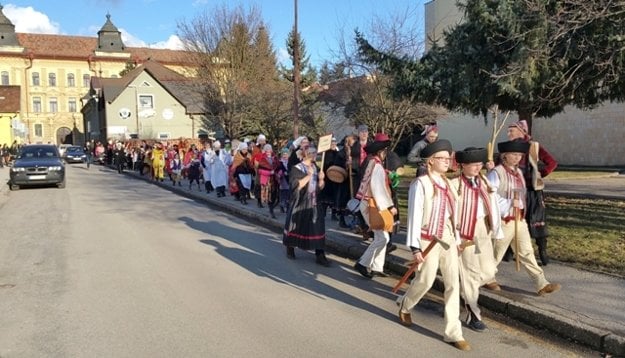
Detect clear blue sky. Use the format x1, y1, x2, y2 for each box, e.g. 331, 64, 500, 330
3, 0, 425, 67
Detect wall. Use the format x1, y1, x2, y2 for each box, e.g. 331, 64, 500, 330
438, 102, 625, 167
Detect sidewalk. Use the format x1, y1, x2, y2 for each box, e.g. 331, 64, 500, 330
120, 169, 624, 357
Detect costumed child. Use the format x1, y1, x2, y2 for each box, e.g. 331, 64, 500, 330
397, 139, 471, 351
450, 147, 502, 332
485, 140, 561, 296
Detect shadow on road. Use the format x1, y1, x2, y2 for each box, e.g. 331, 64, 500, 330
180, 215, 442, 341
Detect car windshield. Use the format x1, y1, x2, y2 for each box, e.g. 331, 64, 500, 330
19, 146, 59, 159
66, 147, 84, 153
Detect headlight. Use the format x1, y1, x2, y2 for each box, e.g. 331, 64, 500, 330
49, 166, 63, 171
11, 167, 25, 172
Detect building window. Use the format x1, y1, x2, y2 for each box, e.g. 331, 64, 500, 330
83, 74, 90, 87
33, 97, 42, 113
158, 132, 170, 140
67, 73, 75, 87
49, 97, 58, 113
1, 71, 8, 85
49, 73, 57, 87
139, 95, 154, 109
68, 98, 77, 113
32, 72, 40, 86
34, 123, 43, 137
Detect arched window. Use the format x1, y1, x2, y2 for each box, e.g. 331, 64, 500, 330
48, 73, 57, 87
67, 73, 75, 87
32, 72, 40, 86
1, 71, 9, 85
83, 74, 90, 87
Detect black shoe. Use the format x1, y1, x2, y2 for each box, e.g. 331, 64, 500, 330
316, 254, 331, 267
280, 206, 286, 213
467, 316, 487, 332
371, 270, 389, 277
270, 210, 276, 219
354, 262, 373, 278
286, 247, 296, 259
338, 216, 350, 229
386, 243, 398, 255
258, 202, 264, 208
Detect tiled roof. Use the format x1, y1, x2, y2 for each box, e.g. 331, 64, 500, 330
11, 33, 195, 65
0, 85, 21, 112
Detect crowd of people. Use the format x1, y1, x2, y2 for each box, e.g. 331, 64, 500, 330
0, 141, 21, 168
90, 120, 559, 352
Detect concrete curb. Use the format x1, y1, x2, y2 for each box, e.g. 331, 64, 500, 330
119, 168, 624, 356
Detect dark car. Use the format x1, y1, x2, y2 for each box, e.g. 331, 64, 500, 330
9, 144, 66, 190
63, 145, 87, 163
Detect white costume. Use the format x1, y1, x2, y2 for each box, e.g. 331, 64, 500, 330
400, 174, 465, 343
487, 165, 551, 292
450, 175, 502, 322
358, 157, 394, 273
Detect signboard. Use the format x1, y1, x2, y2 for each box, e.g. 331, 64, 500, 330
317, 134, 333, 153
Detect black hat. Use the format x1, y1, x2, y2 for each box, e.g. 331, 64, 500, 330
498, 139, 530, 154
455, 147, 487, 164
421, 139, 452, 159
365, 133, 391, 154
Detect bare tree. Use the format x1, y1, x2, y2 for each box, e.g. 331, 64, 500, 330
324, 4, 445, 150
177, 4, 289, 140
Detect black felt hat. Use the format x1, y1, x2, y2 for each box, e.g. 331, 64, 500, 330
455, 147, 488, 164
365, 133, 391, 154
498, 139, 530, 154
421, 139, 453, 159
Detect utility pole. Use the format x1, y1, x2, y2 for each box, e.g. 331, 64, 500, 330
292, 0, 300, 139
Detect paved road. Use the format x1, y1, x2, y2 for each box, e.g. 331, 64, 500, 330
0, 165, 592, 357
545, 174, 625, 199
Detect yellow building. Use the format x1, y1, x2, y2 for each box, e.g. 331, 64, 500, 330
0, 8, 195, 145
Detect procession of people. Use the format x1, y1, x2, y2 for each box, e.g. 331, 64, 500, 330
87, 121, 560, 352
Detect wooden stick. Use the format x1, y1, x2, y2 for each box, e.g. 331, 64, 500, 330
392, 239, 438, 294
514, 191, 521, 272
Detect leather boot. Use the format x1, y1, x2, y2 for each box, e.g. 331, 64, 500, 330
536, 237, 549, 266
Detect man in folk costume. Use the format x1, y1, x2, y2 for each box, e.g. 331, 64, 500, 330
353, 133, 397, 278
450, 147, 503, 332
283, 145, 331, 267
209, 140, 232, 198
507, 120, 557, 265
398, 139, 471, 351
486, 140, 561, 296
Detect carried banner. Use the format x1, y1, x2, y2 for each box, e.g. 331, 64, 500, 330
317, 134, 333, 153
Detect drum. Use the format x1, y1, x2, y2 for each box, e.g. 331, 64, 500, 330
326, 165, 347, 183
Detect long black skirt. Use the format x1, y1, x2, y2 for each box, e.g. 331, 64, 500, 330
525, 189, 549, 239
283, 205, 326, 251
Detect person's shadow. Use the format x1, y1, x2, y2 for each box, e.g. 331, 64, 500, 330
179, 215, 441, 341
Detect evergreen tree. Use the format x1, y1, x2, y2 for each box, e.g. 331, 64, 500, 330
280, 29, 317, 87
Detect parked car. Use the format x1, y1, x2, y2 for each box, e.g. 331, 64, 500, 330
63, 145, 88, 163
58, 143, 73, 157
9, 144, 66, 190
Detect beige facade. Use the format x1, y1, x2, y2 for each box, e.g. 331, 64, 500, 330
425, 0, 625, 167
0, 10, 196, 146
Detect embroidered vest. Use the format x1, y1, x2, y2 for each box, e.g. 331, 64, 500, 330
494, 165, 526, 218
418, 176, 457, 240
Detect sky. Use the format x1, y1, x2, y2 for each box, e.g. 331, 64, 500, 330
2, 0, 425, 67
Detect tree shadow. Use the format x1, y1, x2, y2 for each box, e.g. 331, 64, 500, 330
179, 215, 442, 341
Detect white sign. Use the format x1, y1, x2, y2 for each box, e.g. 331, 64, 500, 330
119, 108, 131, 119
317, 134, 333, 153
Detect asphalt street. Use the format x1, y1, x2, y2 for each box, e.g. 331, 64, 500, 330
112, 168, 625, 357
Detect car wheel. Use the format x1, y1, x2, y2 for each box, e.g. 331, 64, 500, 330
9, 183, 19, 191
57, 179, 66, 189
